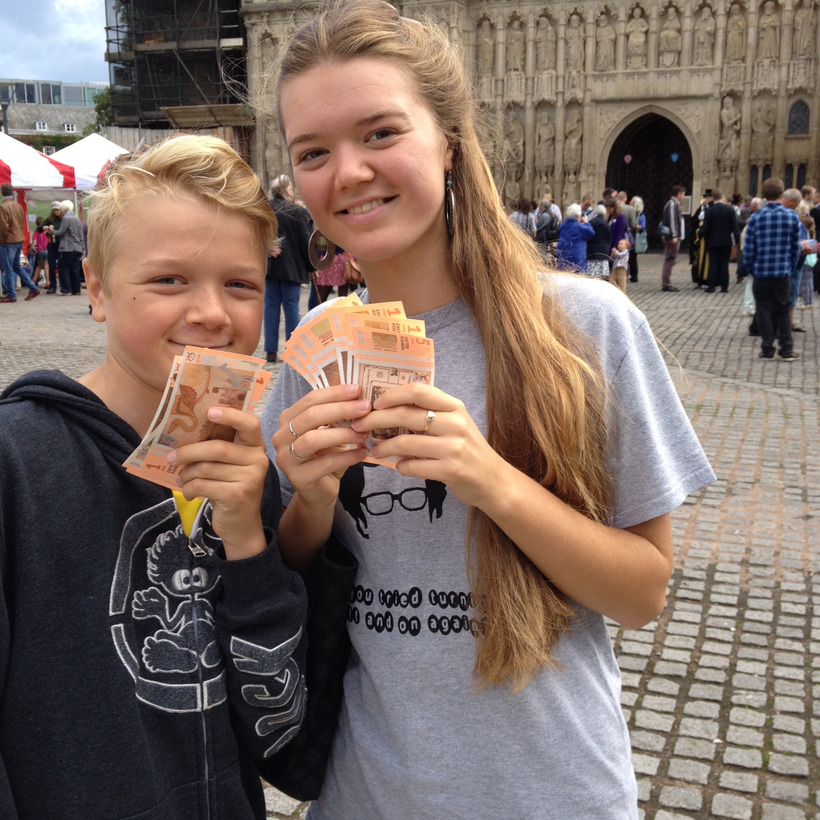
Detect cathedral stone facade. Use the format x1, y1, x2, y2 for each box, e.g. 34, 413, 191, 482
242, 0, 819, 223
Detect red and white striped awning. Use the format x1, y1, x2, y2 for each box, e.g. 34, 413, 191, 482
0, 131, 76, 189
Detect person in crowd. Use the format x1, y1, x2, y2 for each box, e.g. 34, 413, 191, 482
533, 198, 555, 253
265, 173, 313, 363
798, 214, 815, 311
610, 237, 630, 293
631, 195, 647, 255
555, 203, 594, 272
607, 196, 627, 266
0, 135, 308, 818
260, 3, 715, 817
29, 217, 49, 287
616, 191, 639, 282
701, 189, 740, 293
738, 197, 761, 319
586, 203, 612, 280
45, 200, 84, 295
0, 183, 41, 302
660, 184, 686, 292
744, 177, 802, 361
782, 188, 811, 333
316, 245, 356, 303
690, 189, 713, 288
509, 198, 537, 237
41, 200, 63, 293
580, 194, 595, 218
810, 189, 820, 294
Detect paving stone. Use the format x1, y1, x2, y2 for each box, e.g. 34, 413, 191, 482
772, 734, 807, 754
711, 792, 754, 819
723, 747, 764, 769
729, 706, 767, 727
765, 779, 811, 804
667, 757, 710, 785
767, 754, 809, 777
718, 771, 759, 793
672, 737, 717, 761
659, 785, 703, 811
632, 752, 661, 776
760, 804, 810, 819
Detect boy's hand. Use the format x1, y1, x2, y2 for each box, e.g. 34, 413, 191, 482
169, 406, 270, 561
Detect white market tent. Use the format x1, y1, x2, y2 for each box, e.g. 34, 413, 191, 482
51, 133, 127, 190
0, 131, 76, 189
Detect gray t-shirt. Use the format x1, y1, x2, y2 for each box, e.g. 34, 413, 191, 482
261, 275, 715, 819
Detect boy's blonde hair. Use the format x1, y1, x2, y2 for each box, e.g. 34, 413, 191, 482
86, 135, 277, 286
274, 0, 612, 690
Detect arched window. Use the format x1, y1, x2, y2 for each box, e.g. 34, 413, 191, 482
788, 101, 810, 135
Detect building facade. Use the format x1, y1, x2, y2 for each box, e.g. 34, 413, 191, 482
241, 0, 819, 226
0, 80, 107, 151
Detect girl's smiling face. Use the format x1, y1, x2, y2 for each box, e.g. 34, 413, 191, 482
280, 57, 453, 272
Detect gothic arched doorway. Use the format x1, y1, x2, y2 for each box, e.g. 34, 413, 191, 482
606, 115, 692, 249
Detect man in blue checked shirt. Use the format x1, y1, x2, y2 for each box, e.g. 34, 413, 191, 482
743, 177, 802, 361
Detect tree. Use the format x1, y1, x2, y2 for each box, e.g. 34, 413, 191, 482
83, 86, 113, 136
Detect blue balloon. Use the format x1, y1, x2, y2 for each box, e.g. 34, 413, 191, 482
671, 152, 680, 163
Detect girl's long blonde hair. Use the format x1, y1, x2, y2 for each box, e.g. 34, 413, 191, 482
274, 0, 612, 690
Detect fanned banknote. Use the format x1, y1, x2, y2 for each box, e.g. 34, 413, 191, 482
282, 297, 434, 467
123, 346, 271, 489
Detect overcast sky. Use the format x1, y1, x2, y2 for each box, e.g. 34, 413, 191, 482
1, 0, 109, 84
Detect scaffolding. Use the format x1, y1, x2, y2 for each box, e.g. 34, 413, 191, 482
105, 0, 250, 130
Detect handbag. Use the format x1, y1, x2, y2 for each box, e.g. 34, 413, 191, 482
634, 230, 648, 254
343, 257, 363, 285
658, 222, 672, 238
261, 535, 358, 801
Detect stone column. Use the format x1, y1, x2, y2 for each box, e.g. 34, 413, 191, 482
647, 5, 659, 70
615, 10, 627, 72
525, 14, 536, 196
680, 6, 693, 69
774, 2, 795, 175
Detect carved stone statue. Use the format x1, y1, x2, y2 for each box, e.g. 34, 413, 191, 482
477, 19, 494, 77
564, 109, 583, 173
693, 7, 716, 66
757, 1, 780, 62
565, 13, 585, 73
751, 102, 776, 159
725, 5, 746, 63
659, 7, 682, 68
504, 113, 524, 175
536, 16, 556, 72
718, 96, 741, 161
595, 12, 616, 72
506, 19, 524, 74
625, 8, 649, 69
535, 110, 555, 174
793, 2, 817, 59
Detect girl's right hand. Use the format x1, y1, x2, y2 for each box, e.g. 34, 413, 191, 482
273, 383, 371, 511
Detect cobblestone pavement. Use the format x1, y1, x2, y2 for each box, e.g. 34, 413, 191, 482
1, 253, 816, 819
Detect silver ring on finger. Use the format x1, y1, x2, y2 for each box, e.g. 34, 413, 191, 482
290, 441, 309, 461
288, 418, 299, 439
422, 409, 436, 434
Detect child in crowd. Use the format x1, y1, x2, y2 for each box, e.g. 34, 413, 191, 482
611, 237, 630, 293
29, 217, 49, 286
0, 135, 308, 819
261, 2, 715, 817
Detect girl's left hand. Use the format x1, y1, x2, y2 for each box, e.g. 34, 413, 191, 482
352, 383, 506, 510
169, 405, 270, 561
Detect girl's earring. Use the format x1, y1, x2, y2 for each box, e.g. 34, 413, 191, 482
445, 171, 455, 238
308, 230, 336, 270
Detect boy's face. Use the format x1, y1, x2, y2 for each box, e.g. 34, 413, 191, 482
85, 195, 266, 400
618, 240, 629, 251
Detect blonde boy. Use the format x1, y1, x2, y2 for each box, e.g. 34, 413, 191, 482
0, 136, 308, 818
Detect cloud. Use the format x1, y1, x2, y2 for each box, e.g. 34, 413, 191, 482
1, 0, 109, 83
